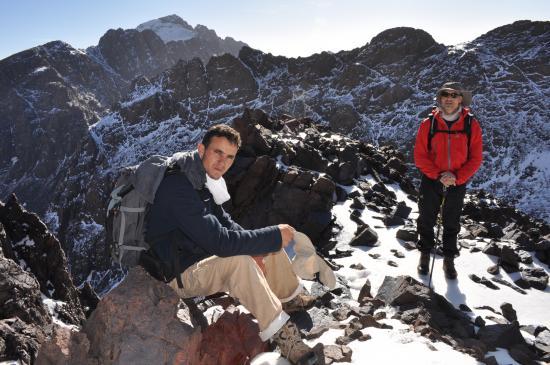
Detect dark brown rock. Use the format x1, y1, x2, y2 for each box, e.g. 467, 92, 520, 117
500, 302, 517, 322
375, 275, 477, 356
36, 267, 202, 365
199, 308, 269, 365
349, 225, 378, 247
357, 279, 372, 303
477, 322, 527, 350
521, 267, 549, 290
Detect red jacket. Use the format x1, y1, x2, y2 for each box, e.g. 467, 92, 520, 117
414, 108, 483, 186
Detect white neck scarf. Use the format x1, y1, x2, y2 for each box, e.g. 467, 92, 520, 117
439, 106, 462, 121
205, 174, 231, 205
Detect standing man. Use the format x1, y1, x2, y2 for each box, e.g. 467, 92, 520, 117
144, 124, 322, 365
414, 82, 483, 279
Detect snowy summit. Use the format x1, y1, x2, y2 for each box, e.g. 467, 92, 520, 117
136, 14, 196, 43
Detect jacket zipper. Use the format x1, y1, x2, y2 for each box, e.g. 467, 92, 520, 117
445, 117, 452, 170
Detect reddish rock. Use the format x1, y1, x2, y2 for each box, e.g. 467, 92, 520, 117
198, 308, 269, 365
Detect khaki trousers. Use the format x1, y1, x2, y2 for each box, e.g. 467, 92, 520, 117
169, 249, 300, 332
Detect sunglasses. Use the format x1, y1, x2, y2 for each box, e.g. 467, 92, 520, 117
440, 91, 462, 99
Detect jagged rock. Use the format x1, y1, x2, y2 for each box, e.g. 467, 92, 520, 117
521, 267, 549, 290
305, 326, 330, 340
336, 329, 363, 345
534, 238, 550, 265
383, 214, 405, 227
0, 195, 85, 325
349, 226, 378, 247
469, 274, 500, 290
500, 245, 521, 273
475, 316, 486, 328
482, 242, 502, 257
293, 142, 329, 172
77, 282, 100, 317
504, 229, 534, 251
465, 223, 489, 239
323, 344, 352, 364
357, 279, 372, 304
326, 161, 356, 186
483, 222, 504, 239
350, 197, 365, 210
509, 343, 539, 365
396, 225, 417, 241
518, 250, 533, 265
500, 303, 518, 322
514, 277, 531, 290
534, 329, 550, 356
0, 253, 52, 364
332, 307, 352, 321
96, 27, 171, 80
375, 275, 479, 357
477, 322, 527, 350
491, 277, 527, 295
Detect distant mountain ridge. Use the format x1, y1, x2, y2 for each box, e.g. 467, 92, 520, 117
0, 15, 248, 213
0, 18, 548, 287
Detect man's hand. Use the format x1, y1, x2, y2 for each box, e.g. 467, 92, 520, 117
278, 224, 296, 248
439, 171, 456, 187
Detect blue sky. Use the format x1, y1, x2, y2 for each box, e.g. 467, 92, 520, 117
1, 0, 549, 60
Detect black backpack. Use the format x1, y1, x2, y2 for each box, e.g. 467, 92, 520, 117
426, 108, 474, 158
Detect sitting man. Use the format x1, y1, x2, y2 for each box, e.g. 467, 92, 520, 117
145, 124, 321, 364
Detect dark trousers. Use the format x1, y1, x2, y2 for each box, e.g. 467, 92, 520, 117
416, 175, 466, 257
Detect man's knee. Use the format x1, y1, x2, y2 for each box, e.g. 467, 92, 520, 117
224, 255, 258, 272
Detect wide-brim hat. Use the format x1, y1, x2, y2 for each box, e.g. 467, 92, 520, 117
436, 81, 472, 107
290, 231, 337, 289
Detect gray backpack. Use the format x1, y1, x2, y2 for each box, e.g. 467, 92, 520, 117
106, 155, 172, 267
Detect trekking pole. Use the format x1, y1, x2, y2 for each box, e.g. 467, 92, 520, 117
428, 186, 447, 289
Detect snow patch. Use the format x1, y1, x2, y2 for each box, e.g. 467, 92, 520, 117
31, 66, 48, 74
137, 18, 196, 43
14, 236, 35, 247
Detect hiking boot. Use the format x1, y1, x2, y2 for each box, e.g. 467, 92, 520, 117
282, 293, 316, 313
272, 321, 324, 364
417, 251, 430, 275
443, 256, 457, 279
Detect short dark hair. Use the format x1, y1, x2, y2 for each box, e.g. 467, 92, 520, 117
201, 124, 241, 148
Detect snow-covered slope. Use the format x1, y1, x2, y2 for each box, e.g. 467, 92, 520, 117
136, 14, 197, 43
248, 175, 550, 364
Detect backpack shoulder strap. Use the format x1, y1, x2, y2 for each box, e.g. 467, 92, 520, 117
427, 111, 437, 152
464, 112, 473, 159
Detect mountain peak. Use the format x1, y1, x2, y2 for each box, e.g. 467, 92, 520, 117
136, 14, 196, 43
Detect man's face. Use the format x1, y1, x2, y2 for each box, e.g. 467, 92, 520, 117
439, 89, 463, 114
198, 136, 238, 179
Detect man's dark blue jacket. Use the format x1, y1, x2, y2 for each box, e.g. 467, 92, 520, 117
145, 152, 282, 276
